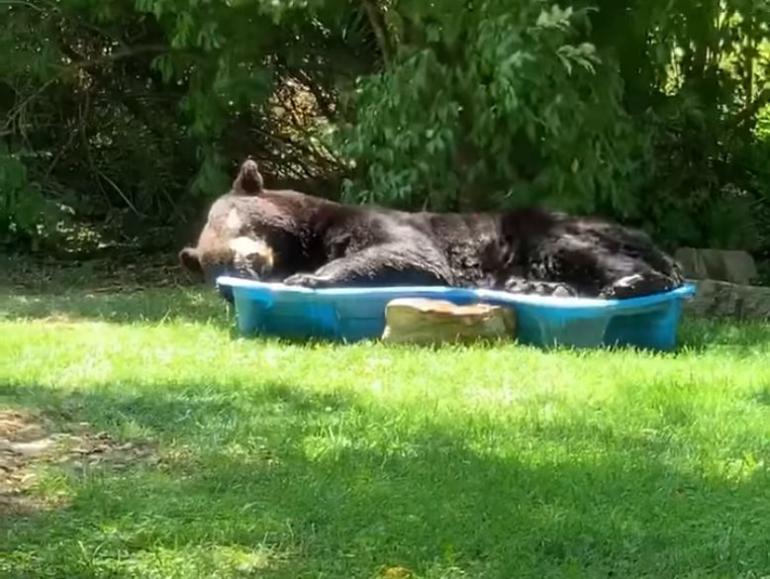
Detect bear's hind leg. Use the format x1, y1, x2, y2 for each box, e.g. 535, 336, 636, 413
525, 239, 680, 300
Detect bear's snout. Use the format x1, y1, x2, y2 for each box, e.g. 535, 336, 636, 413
228, 236, 275, 280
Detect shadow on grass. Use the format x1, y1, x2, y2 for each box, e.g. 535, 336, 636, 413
677, 316, 770, 353
3, 378, 770, 578
0, 286, 231, 325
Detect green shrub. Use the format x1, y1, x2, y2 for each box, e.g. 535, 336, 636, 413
338, 2, 644, 215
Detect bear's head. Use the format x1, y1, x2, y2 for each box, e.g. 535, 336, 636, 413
178, 159, 309, 298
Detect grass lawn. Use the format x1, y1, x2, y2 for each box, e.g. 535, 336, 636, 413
3, 283, 770, 578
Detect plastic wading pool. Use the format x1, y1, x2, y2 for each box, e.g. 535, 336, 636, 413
216, 276, 697, 350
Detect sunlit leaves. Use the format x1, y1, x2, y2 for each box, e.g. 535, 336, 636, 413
339, 1, 640, 214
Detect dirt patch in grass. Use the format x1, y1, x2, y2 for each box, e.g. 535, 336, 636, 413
0, 408, 157, 517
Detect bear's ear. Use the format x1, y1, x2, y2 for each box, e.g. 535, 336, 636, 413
179, 247, 202, 274
233, 158, 264, 195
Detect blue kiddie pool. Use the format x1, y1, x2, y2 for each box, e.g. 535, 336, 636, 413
216, 276, 697, 350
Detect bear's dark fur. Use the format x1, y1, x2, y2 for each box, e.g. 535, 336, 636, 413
179, 159, 684, 300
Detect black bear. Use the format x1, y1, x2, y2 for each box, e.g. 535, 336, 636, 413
179, 159, 684, 300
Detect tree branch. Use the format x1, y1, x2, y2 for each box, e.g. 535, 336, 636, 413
362, 0, 391, 67
63, 45, 168, 70
729, 86, 770, 132
0, 0, 46, 12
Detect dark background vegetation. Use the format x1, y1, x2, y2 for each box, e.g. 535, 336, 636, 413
1, 0, 769, 274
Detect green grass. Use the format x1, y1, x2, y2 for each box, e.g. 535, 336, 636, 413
3, 287, 770, 578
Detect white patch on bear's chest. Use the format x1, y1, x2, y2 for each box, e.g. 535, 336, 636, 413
225, 208, 243, 232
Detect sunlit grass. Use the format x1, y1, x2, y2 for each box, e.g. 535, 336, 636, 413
2, 287, 770, 578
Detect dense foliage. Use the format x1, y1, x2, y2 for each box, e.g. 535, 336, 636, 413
340, 2, 641, 215
1, 0, 769, 255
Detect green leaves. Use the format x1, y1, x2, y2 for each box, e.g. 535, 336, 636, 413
339, 1, 639, 213
535, 4, 575, 31
0, 148, 48, 238
556, 43, 599, 74
1, 0, 768, 254
0, 149, 26, 192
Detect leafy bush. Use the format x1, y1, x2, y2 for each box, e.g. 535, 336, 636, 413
0, 0, 369, 252
338, 2, 645, 214
0, 148, 39, 240
1, 0, 769, 256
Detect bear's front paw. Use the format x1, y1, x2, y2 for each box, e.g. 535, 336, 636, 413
283, 273, 334, 288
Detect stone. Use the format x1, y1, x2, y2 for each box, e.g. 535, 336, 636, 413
6, 438, 56, 457
684, 279, 770, 320
675, 248, 757, 285
382, 298, 516, 344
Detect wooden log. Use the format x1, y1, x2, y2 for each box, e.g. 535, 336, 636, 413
381, 298, 516, 344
